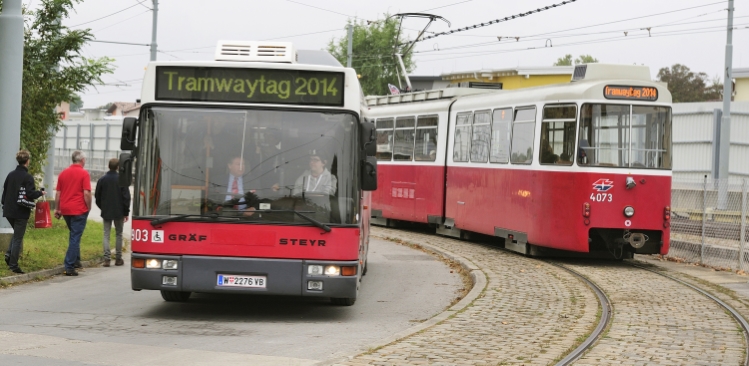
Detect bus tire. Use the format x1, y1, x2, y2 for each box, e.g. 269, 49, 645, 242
161, 290, 191, 302
331, 297, 356, 306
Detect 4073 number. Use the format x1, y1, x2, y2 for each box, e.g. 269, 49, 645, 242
590, 193, 613, 202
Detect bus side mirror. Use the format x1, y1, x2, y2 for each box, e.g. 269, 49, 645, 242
361, 121, 376, 157
361, 156, 377, 191
119, 153, 133, 187
121, 117, 139, 150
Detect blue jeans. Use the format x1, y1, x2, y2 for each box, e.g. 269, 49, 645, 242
63, 213, 88, 271
5, 218, 27, 271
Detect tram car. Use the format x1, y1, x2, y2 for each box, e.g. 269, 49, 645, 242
365, 64, 672, 258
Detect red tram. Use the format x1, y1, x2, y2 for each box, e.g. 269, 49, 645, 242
366, 64, 672, 258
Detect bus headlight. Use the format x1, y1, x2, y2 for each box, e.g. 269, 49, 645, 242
623, 206, 635, 217
324, 265, 340, 276
162, 260, 178, 270
308, 265, 324, 275
146, 259, 162, 269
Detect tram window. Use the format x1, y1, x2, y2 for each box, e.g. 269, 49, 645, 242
414, 115, 439, 161
631, 106, 671, 169
470, 110, 491, 163
375, 118, 394, 161
393, 116, 416, 161
540, 105, 576, 166
578, 104, 630, 167
490, 108, 512, 163
453, 112, 471, 162
510, 107, 536, 164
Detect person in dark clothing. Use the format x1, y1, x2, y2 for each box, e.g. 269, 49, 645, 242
1, 150, 45, 274
95, 158, 131, 267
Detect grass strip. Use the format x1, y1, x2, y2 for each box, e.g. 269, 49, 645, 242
1, 220, 109, 278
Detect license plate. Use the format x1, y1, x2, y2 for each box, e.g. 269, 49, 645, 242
217, 274, 267, 288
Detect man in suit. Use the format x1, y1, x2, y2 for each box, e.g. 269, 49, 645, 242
218, 156, 260, 216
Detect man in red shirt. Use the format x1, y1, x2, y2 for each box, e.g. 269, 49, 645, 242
55, 150, 92, 276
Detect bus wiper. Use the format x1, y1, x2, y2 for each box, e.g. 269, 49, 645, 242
258, 209, 331, 233
149, 213, 237, 227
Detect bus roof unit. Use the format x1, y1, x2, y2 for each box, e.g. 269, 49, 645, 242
215, 41, 297, 64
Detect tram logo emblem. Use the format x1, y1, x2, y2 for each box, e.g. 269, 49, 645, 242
592, 179, 614, 192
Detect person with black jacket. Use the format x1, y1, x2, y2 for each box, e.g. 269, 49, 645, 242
94, 158, 131, 267
1, 150, 45, 274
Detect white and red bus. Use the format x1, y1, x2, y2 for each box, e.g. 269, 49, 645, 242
119, 41, 378, 304
366, 64, 672, 258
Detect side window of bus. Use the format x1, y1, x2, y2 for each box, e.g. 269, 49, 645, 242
510, 107, 536, 164
490, 108, 512, 163
453, 112, 471, 162
414, 115, 438, 161
393, 116, 416, 161
540, 105, 576, 166
470, 110, 491, 163
375, 118, 394, 161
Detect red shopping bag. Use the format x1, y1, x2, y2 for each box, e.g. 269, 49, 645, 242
34, 198, 53, 229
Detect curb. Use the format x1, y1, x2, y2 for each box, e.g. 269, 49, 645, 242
317, 235, 488, 366
0, 258, 103, 285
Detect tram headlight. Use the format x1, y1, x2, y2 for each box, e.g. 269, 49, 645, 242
623, 206, 635, 217
146, 259, 161, 269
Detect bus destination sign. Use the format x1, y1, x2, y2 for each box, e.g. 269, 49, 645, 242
155, 66, 345, 106
603, 85, 658, 101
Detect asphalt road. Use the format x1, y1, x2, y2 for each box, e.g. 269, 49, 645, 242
0, 237, 461, 365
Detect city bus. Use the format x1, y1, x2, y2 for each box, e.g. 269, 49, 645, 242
119, 41, 378, 305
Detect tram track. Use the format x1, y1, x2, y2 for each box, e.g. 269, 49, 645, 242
367, 225, 749, 365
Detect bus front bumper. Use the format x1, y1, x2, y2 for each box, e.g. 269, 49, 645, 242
131, 254, 359, 299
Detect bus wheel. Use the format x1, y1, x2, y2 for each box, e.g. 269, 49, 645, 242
331, 297, 356, 306
161, 290, 191, 302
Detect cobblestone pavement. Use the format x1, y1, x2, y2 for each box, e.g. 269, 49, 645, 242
334, 227, 599, 366
564, 261, 746, 366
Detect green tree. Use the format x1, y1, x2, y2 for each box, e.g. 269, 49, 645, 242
327, 16, 415, 96
657, 64, 722, 102
553, 54, 599, 66
69, 94, 83, 112
0, 0, 113, 179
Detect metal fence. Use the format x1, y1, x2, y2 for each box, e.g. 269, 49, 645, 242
669, 177, 749, 271
54, 121, 123, 175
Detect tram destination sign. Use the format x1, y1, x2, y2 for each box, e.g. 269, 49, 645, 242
603, 85, 658, 101
155, 66, 345, 106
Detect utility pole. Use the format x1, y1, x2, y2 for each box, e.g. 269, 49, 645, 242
150, 0, 159, 61
346, 24, 353, 68
718, 0, 734, 210
0, 0, 25, 246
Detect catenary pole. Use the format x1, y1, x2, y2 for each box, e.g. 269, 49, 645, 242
346, 24, 353, 68
718, 0, 734, 210
150, 0, 159, 61
0, 0, 25, 243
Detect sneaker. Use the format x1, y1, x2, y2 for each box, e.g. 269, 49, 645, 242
11, 268, 25, 274
64, 270, 79, 276
103, 261, 111, 267
74, 261, 83, 269
115, 258, 124, 266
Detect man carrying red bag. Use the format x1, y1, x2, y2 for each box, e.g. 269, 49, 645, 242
1, 150, 45, 274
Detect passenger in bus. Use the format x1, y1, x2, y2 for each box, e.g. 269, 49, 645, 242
578, 140, 589, 165
292, 151, 337, 196
218, 156, 260, 216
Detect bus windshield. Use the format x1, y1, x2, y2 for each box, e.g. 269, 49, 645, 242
577, 104, 671, 169
133, 107, 360, 225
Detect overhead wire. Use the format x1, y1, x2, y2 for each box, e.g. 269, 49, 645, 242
92, 9, 151, 33
69, 0, 149, 28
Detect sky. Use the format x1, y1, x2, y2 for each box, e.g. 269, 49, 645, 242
36, 0, 749, 108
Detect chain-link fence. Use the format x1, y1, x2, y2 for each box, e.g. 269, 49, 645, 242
669, 177, 749, 271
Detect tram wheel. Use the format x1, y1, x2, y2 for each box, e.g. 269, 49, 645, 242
160, 290, 191, 302
331, 297, 356, 306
